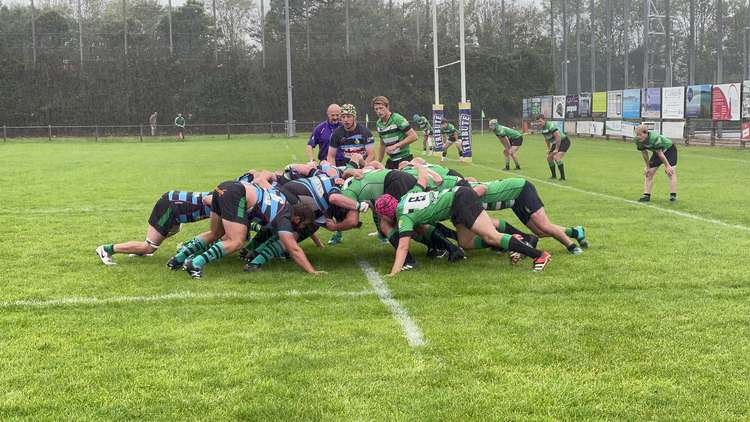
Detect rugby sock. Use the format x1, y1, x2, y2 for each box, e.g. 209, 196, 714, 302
507, 235, 542, 259
250, 239, 285, 266
670, 192, 677, 199
174, 236, 207, 264
103, 244, 115, 255
556, 161, 565, 179
191, 241, 227, 268
496, 219, 523, 237
566, 244, 579, 253
548, 162, 557, 177
473, 236, 491, 249
565, 227, 580, 239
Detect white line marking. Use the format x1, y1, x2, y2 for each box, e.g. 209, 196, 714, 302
1, 207, 146, 215
358, 261, 426, 348
470, 161, 750, 233
0, 289, 373, 309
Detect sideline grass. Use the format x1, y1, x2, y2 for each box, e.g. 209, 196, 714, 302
0, 134, 748, 420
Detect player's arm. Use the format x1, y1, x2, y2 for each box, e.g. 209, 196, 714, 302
278, 232, 323, 274
551, 131, 561, 152
388, 236, 411, 277
472, 183, 487, 197
253, 171, 277, 188
342, 168, 364, 179
364, 143, 375, 162
329, 193, 368, 212
641, 150, 650, 169
306, 133, 318, 162
656, 149, 674, 175
310, 233, 324, 248
396, 128, 418, 149
325, 210, 361, 231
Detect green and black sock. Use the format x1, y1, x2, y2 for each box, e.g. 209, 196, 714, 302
565, 227, 579, 239
250, 238, 285, 266
507, 235, 542, 259
556, 160, 565, 179
103, 244, 115, 255
548, 162, 557, 178
191, 241, 227, 268
174, 236, 208, 264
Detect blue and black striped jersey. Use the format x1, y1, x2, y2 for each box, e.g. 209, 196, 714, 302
165, 191, 212, 223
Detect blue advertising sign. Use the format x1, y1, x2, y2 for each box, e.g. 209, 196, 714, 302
432, 105, 444, 152
458, 102, 472, 158
622, 89, 641, 119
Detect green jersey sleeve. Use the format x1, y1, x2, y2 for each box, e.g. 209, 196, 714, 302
394, 113, 411, 131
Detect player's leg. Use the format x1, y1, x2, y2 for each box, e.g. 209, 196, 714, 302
185, 218, 246, 278
668, 167, 678, 201
640, 166, 658, 202
509, 145, 521, 169
96, 225, 167, 265
547, 150, 557, 178
555, 150, 567, 180
501, 138, 511, 170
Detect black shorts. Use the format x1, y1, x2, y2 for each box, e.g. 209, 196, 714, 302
385, 154, 414, 170
211, 181, 249, 225
148, 194, 179, 237
510, 136, 524, 147
447, 168, 464, 178
648, 145, 678, 168
384, 170, 419, 199
511, 181, 545, 224
552, 137, 571, 153
450, 186, 484, 229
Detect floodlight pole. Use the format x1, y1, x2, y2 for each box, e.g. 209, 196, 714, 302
168, 0, 173, 55
123, 0, 127, 55
77, 0, 84, 69
260, 0, 265, 68
30, 0, 36, 66
285, 0, 295, 137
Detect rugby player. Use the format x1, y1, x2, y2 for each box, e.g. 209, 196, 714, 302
373, 96, 419, 169
328, 104, 375, 167
536, 114, 571, 180
412, 113, 433, 155
439, 119, 464, 162
375, 186, 552, 276
489, 119, 523, 170
96, 190, 212, 265
634, 125, 678, 202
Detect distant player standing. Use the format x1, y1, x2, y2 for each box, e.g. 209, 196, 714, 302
440, 119, 464, 162
149, 111, 158, 136
536, 114, 570, 180
174, 113, 186, 140
489, 119, 523, 170
373, 96, 419, 169
634, 125, 678, 202
307, 104, 341, 164
412, 114, 433, 155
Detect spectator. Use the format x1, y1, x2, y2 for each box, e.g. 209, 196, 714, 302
149, 112, 158, 136
175, 113, 186, 140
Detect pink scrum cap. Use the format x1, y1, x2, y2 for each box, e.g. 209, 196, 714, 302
374, 194, 398, 220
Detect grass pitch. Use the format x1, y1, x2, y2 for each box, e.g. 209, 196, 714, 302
1, 133, 749, 420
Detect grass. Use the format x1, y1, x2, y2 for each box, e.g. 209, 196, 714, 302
1, 133, 749, 420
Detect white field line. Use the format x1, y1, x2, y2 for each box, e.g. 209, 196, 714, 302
1, 207, 147, 215
0, 289, 373, 309
469, 161, 750, 233
358, 261, 426, 348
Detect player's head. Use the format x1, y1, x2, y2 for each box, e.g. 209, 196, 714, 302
635, 125, 649, 141
412, 114, 420, 123
488, 118, 498, 129
340, 103, 357, 129
327, 104, 341, 124
374, 194, 398, 221
291, 202, 315, 230
440, 119, 449, 128
371, 96, 390, 118
535, 114, 546, 124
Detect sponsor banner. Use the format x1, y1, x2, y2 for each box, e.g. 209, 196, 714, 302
541, 96, 553, 118
641, 88, 662, 119
661, 86, 685, 119
686, 84, 712, 118
606, 120, 623, 136
591, 121, 605, 136
622, 121, 639, 138
661, 121, 685, 138
578, 93, 592, 117
552, 95, 566, 119
712, 83, 741, 121
592, 92, 607, 117
744, 82, 750, 119
643, 121, 662, 134
576, 121, 592, 135
531, 97, 542, 117
522, 98, 531, 119
565, 95, 579, 119
607, 90, 623, 118
432, 104, 444, 152
564, 120, 576, 135
742, 122, 750, 140
458, 102, 473, 158
622, 89, 641, 119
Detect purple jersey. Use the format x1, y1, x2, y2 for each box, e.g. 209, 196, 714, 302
308, 120, 341, 161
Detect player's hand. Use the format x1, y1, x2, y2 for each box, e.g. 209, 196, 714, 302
357, 202, 370, 213
665, 166, 674, 176
386, 271, 399, 277
352, 169, 365, 179
644, 167, 650, 176
385, 145, 399, 154
325, 218, 337, 231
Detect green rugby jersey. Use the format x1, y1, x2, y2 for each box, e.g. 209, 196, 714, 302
636, 131, 673, 151
470, 178, 526, 210
415, 115, 432, 134
396, 189, 457, 237
493, 124, 522, 140
441, 123, 459, 141
401, 166, 461, 190
376, 112, 413, 161
341, 169, 391, 202
541, 121, 568, 145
